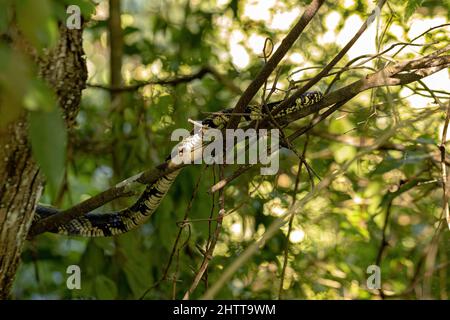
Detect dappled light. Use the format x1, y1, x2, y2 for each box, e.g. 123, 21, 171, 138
0, 0, 449, 303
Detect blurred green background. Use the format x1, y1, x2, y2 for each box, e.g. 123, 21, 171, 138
2, 0, 449, 299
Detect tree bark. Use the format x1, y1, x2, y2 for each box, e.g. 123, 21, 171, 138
0, 25, 87, 299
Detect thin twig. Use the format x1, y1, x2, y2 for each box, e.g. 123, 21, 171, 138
278, 135, 309, 299
140, 166, 205, 299
439, 99, 450, 230
31, 46, 450, 236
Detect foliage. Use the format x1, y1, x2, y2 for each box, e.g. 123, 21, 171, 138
5, 0, 450, 299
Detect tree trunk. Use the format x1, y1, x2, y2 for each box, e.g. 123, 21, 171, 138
0, 25, 87, 299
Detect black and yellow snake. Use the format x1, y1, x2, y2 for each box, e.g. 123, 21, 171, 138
34, 91, 323, 237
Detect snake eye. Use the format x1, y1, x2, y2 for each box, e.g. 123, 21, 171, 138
203, 119, 213, 127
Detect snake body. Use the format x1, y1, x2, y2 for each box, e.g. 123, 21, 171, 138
35, 91, 323, 237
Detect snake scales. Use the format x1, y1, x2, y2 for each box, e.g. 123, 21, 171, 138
34, 91, 323, 237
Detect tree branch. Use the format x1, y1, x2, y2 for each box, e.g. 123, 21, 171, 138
201, 112, 438, 299
87, 66, 241, 94
270, 0, 388, 118
30, 44, 449, 237
283, 46, 450, 124
28, 161, 187, 237
225, 0, 324, 130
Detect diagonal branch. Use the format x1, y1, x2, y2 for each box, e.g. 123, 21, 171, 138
283, 46, 450, 124
270, 0, 387, 117
201, 111, 439, 299
28, 161, 187, 237
87, 65, 242, 94
225, 0, 324, 130
28, 0, 324, 237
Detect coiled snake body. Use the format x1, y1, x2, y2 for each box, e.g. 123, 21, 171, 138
35, 91, 323, 237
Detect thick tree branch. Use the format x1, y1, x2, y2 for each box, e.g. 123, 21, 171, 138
29, 0, 323, 237
29, 45, 450, 237
28, 161, 187, 237
284, 46, 450, 124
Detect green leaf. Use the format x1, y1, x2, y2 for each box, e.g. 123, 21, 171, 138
0, 1, 12, 34
404, 0, 425, 21
0, 45, 31, 128
93, 238, 115, 255
29, 108, 67, 199
372, 152, 427, 176
123, 26, 140, 36
447, 0, 450, 20
16, 0, 58, 50
123, 260, 152, 298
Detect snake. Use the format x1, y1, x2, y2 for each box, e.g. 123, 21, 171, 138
34, 91, 323, 237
